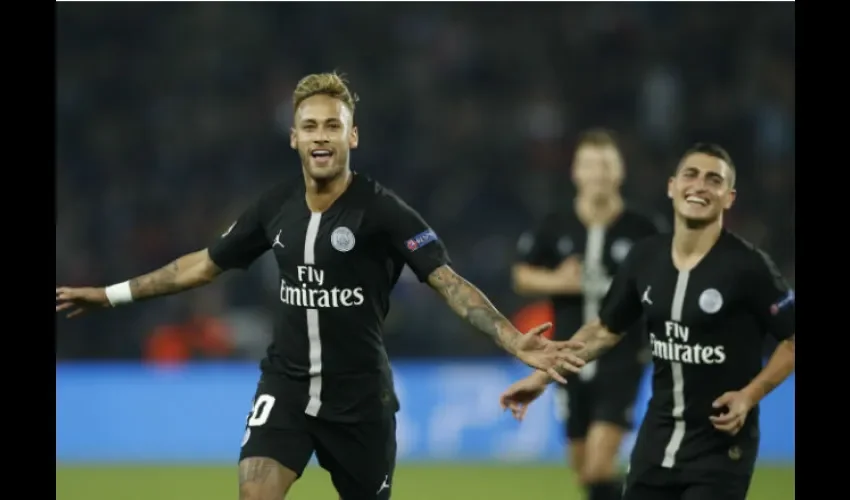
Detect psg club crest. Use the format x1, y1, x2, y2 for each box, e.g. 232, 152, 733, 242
698, 288, 724, 314
331, 226, 356, 253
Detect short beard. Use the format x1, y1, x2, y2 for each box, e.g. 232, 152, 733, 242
300, 152, 346, 184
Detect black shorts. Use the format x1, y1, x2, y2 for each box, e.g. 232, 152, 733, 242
623, 463, 752, 500
558, 363, 643, 440
239, 380, 397, 500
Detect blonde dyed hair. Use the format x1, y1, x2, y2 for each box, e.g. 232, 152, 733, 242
292, 72, 359, 115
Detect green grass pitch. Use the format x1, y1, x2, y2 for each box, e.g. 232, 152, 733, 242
57, 463, 794, 499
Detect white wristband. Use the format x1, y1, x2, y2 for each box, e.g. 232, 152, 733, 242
105, 281, 134, 307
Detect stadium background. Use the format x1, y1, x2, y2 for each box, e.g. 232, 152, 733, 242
56, 3, 795, 499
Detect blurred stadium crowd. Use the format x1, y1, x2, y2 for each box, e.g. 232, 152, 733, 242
56, 3, 794, 361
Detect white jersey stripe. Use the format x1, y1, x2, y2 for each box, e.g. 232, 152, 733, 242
661, 270, 690, 468
304, 212, 323, 416
579, 224, 607, 382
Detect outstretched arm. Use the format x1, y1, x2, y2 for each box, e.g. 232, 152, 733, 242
58, 190, 272, 316
427, 265, 522, 355
377, 195, 583, 380
126, 248, 222, 301
56, 248, 225, 316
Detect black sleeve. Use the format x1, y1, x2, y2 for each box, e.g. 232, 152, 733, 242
208, 198, 270, 271
598, 241, 646, 334
748, 250, 795, 341
377, 191, 451, 282
515, 216, 557, 266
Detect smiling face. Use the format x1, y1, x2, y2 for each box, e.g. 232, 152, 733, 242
290, 94, 359, 181
668, 152, 736, 226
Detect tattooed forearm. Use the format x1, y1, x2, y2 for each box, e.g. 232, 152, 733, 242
127, 249, 219, 301
428, 266, 521, 354
129, 261, 182, 300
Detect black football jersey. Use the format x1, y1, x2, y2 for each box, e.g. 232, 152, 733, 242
208, 173, 450, 422
599, 230, 795, 475
516, 207, 665, 378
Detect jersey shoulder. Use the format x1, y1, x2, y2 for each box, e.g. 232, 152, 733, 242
355, 173, 422, 229
357, 173, 406, 209
360, 173, 396, 200
720, 231, 781, 274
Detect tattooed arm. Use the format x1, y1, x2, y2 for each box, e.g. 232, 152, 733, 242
741, 334, 795, 404
56, 248, 224, 317
128, 249, 222, 301
427, 265, 523, 355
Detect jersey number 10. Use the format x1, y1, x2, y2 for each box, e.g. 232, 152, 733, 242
247, 394, 277, 427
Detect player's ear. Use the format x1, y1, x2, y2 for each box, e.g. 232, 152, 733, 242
350, 126, 359, 150
289, 127, 297, 150
667, 177, 675, 199
724, 189, 737, 209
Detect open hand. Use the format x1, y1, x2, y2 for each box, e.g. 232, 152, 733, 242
709, 390, 754, 436
499, 372, 550, 421
514, 322, 585, 384
56, 286, 109, 318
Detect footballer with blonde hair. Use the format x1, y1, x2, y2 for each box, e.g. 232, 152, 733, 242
56, 72, 585, 500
